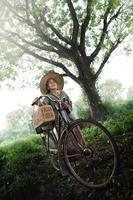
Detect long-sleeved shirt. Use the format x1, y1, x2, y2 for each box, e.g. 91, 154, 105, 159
41, 90, 75, 134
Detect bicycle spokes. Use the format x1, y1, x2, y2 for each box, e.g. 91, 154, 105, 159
41, 132, 60, 171
63, 120, 118, 188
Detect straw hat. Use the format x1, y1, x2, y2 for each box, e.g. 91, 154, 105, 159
39, 70, 64, 94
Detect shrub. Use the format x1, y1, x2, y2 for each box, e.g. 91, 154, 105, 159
104, 110, 133, 135
82, 105, 133, 140
0, 134, 75, 200
0, 135, 49, 199
104, 99, 133, 116
83, 125, 101, 140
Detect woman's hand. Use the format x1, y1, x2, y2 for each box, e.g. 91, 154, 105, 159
61, 101, 69, 109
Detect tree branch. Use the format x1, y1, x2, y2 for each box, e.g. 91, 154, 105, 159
31, 0, 71, 53
94, 39, 122, 80
25, 0, 30, 21
3, 29, 75, 61
1, 35, 79, 84
3, 0, 71, 55
108, 6, 122, 25
5, 29, 73, 59
31, 23, 70, 53
89, 5, 122, 62
89, 6, 111, 61
66, 0, 79, 45
79, 0, 92, 56
4, 30, 58, 52
41, 16, 71, 46
60, 72, 79, 83
3, 0, 33, 26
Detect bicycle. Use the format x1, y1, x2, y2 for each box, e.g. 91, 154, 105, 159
32, 99, 118, 189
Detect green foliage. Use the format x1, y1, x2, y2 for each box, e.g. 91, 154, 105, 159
104, 110, 133, 135
82, 100, 133, 140
127, 86, 133, 100
109, 0, 120, 11
74, 102, 90, 119
103, 101, 124, 115
0, 111, 132, 199
0, 135, 46, 197
98, 79, 124, 103
103, 100, 133, 134
83, 125, 101, 140
0, 135, 58, 197
104, 99, 133, 116
123, 45, 133, 56
0, 0, 133, 83
74, 89, 90, 119
0, 135, 74, 200
0, 105, 35, 145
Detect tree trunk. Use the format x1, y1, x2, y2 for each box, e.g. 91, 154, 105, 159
74, 55, 108, 121
81, 80, 108, 121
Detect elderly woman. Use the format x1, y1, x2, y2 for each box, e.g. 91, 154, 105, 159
32, 70, 84, 176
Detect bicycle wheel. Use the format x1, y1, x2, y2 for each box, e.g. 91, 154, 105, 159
41, 130, 60, 171
63, 119, 118, 188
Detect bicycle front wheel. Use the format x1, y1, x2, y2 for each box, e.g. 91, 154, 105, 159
63, 119, 118, 188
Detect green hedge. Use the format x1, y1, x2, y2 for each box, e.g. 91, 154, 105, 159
104, 100, 133, 134
104, 99, 133, 116
0, 101, 133, 199
104, 110, 133, 135
0, 135, 55, 199
0, 135, 75, 200
83, 107, 133, 140
0, 127, 132, 200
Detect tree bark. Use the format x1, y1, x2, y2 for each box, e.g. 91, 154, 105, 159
81, 80, 108, 121
73, 55, 108, 121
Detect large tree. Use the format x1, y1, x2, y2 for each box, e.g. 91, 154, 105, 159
0, 0, 133, 120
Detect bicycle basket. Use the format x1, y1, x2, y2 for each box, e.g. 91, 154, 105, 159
32, 105, 55, 128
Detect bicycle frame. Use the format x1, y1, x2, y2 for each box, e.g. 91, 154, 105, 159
40, 108, 77, 169
39, 100, 86, 170
36, 97, 118, 188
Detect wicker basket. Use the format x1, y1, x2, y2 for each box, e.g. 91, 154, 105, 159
32, 105, 55, 128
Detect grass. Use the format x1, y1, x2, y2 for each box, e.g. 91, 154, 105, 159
0, 109, 133, 200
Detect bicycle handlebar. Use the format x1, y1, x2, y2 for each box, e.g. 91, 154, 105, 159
31, 96, 43, 106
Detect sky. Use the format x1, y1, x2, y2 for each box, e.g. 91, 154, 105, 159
101, 53, 133, 91
0, 51, 133, 130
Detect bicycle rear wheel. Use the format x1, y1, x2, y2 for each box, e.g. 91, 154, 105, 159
63, 119, 118, 188
41, 130, 60, 171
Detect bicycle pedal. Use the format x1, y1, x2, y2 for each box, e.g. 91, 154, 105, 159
49, 149, 58, 154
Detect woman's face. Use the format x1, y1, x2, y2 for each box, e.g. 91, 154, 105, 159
47, 78, 58, 91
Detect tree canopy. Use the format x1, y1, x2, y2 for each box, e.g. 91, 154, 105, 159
0, 0, 133, 120
0, 0, 133, 82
